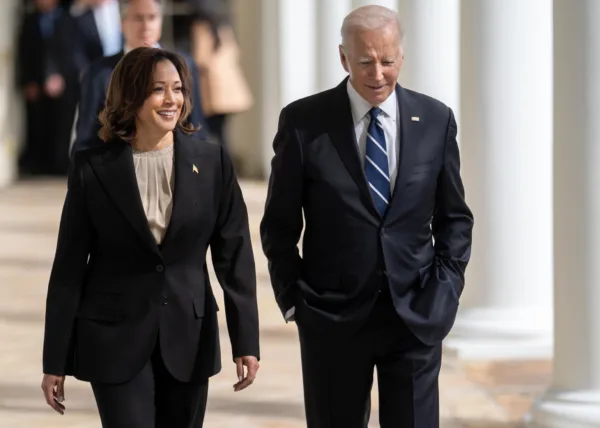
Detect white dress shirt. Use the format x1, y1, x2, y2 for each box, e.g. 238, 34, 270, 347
92, 0, 122, 57
346, 79, 400, 194
284, 80, 401, 322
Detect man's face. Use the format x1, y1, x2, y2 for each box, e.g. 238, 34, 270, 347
339, 24, 403, 106
35, 0, 59, 12
121, 0, 162, 49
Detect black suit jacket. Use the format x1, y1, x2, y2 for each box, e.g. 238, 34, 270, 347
74, 10, 110, 65
43, 130, 259, 384
16, 11, 55, 88
72, 51, 208, 153
260, 80, 474, 346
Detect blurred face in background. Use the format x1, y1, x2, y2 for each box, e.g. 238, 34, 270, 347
121, 0, 163, 49
35, 0, 59, 12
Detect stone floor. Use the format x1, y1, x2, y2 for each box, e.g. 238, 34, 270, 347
0, 178, 552, 427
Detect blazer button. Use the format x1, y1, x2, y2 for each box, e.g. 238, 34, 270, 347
156, 264, 164, 273
162, 296, 169, 306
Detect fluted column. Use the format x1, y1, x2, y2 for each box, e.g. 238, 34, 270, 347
526, 0, 600, 426
0, 0, 21, 188
317, 0, 352, 91
444, 0, 554, 359
229, 0, 318, 178
396, 0, 460, 128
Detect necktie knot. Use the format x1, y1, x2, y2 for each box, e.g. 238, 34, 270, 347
369, 107, 382, 121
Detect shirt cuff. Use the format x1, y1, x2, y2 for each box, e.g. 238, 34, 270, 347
284, 306, 296, 322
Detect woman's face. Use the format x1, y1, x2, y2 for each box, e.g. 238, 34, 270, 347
136, 60, 184, 134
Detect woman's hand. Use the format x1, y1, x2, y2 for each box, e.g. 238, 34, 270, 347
233, 356, 259, 392
41, 374, 66, 415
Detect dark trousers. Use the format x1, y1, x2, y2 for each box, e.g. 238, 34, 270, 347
297, 291, 442, 428
91, 341, 209, 428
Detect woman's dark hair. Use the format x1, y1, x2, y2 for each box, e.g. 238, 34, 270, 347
98, 47, 197, 142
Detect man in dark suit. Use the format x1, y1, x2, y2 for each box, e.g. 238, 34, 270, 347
17, 0, 82, 176
69, 0, 122, 63
72, 0, 207, 153
260, 5, 474, 427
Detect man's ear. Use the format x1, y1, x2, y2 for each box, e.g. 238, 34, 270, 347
339, 45, 349, 73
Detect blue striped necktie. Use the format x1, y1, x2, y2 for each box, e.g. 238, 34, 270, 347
365, 107, 390, 216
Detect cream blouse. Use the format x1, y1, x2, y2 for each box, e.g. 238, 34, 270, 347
132, 144, 175, 245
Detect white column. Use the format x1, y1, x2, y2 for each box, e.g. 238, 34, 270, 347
526, 1, 600, 426
0, 0, 21, 188
317, 0, 352, 91
396, 0, 460, 129
444, 0, 554, 360
229, 0, 318, 178
353, 0, 398, 11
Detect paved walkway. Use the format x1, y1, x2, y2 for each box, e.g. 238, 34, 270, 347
0, 179, 550, 427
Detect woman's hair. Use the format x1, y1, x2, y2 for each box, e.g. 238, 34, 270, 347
98, 47, 197, 142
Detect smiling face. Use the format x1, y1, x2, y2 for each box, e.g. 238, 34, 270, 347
136, 60, 183, 134
339, 23, 403, 106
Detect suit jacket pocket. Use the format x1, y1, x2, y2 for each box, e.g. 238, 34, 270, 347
418, 262, 433, 288
76, 292, 124, 322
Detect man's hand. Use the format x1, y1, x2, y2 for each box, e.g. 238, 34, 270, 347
233, 356, 259, 392
25, 83, 39, 101
44, 74, 65, 98
41, 374, 66, 415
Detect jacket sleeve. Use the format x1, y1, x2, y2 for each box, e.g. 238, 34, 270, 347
209, 145, 259, 360
431, 108, 474, 298
259, 107, 305, 318
43, 152, 94, 376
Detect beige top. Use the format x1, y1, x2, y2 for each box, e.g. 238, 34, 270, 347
132, 144, 175, 245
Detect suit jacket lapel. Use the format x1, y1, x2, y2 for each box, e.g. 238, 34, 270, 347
161, 131, 205, 246
89, 141, 160, 255
329, 79, 381, 220
386, 85, 424, 218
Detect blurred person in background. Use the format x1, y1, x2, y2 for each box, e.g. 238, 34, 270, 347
17, 0, 82, 176
72, 0, 207, 153
69, 0, 122, 63
41, 47, 260, 428
190, 0, 252, 148
261, 5, 473, 427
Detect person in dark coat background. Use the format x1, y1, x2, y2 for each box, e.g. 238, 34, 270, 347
17, 0, 82, 175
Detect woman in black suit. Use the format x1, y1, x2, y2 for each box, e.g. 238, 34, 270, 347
41, 47, 260, 427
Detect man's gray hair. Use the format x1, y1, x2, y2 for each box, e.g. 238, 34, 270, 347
341, 5, 404, 48
119, 0, 163, 17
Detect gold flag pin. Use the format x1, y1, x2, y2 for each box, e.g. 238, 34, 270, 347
192, 164, 198, 174
411, 116, 420, 122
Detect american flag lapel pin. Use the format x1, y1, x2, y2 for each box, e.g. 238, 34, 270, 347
411, 116, 420, 122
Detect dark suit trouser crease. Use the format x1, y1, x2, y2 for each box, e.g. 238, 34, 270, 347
297, 291, 442, 428
91, 339, 209, 428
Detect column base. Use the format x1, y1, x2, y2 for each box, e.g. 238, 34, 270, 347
443, 306, 553, 360
525, 390, 600, 428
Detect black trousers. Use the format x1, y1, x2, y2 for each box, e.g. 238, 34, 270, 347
91, 340, 209, 428
297, 291, 442, 428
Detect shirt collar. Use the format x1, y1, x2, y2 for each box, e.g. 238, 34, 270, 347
124, 43, 161, 54
346, 79, 397, 124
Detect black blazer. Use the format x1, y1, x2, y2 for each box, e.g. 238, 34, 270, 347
72, 51, 208, 153
260, 79, 474, 346
74, 10, 112, 65
43, 130, 259, 384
